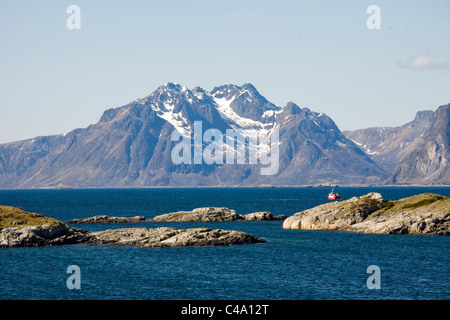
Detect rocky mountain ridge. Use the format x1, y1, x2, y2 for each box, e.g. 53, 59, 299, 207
0, 82, 387, 187
344, 103, 449, 185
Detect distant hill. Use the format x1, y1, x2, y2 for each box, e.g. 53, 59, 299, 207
391, 104, 449, 185
344, 103, 449, 185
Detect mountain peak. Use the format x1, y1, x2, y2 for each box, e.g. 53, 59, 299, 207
210, 84, 239, 96
413, 110, 434, 122
210, 83, 261, 98
159, 82, 185, 92
210, 83, 278, 122
241, 82, 258, 93
164, 81, 180, 87
3, 81, 434, 188
282, 102, 302, 115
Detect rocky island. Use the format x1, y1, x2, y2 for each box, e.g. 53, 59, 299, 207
3, 192, 448, 248
65, 215, 149, 224
0, 206, 92, 247
283, 192, 450, 235
65, 207, 287, 224
0, 206, 265, 248
91, 227, 264, 248
151, 207, 287, 222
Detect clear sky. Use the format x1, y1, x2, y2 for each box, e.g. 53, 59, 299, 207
0, 0, 449, 143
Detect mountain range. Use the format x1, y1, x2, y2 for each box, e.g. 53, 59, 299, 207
344, 103, 449, 185
0, 82, 448, 188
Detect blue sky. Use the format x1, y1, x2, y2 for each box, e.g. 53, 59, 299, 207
0, 0, 449, 143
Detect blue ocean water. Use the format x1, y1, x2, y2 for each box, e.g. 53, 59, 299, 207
0, 187, 449, 300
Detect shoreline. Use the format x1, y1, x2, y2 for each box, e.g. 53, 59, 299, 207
1, 185, 449, 191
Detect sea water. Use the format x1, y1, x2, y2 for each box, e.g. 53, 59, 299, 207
0, 187, 449, 300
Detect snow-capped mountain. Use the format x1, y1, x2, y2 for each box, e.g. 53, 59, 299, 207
0, 82, 387, 188
211, 83, 279, 125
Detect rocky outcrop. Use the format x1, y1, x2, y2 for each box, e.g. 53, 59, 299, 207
283, 193, 450, 235
90, 227, 265, 248
0, 205, 91, 247
65, 215, 148, 224
242, 211, 287, 221
0, 224, 91, 247
151, 207, 287, 222
152, 207, 242, 222
66, 207, 287, 224
1, 205, 265, 248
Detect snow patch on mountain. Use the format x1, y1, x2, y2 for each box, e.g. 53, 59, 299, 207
213, 96, 266, 129
151, 99, 192, 137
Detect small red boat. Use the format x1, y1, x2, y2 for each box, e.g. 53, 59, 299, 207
328, 189, 340, 200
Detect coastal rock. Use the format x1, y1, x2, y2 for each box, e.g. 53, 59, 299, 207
65, 208, 287, 223
90, 227, 265, 248
65, 215, 148, 224
71, 208, 286, 223
283, 193, 450, 235
0, 224, 90, 247
0, 205, 92, 247
152, 207, 243, 222
283, 192, 383, 230
360, 192, 384, 202
351, 194, 450, 235
1, 205, 265, 248
0, 206, 91, 247
243, 211, 287, 221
